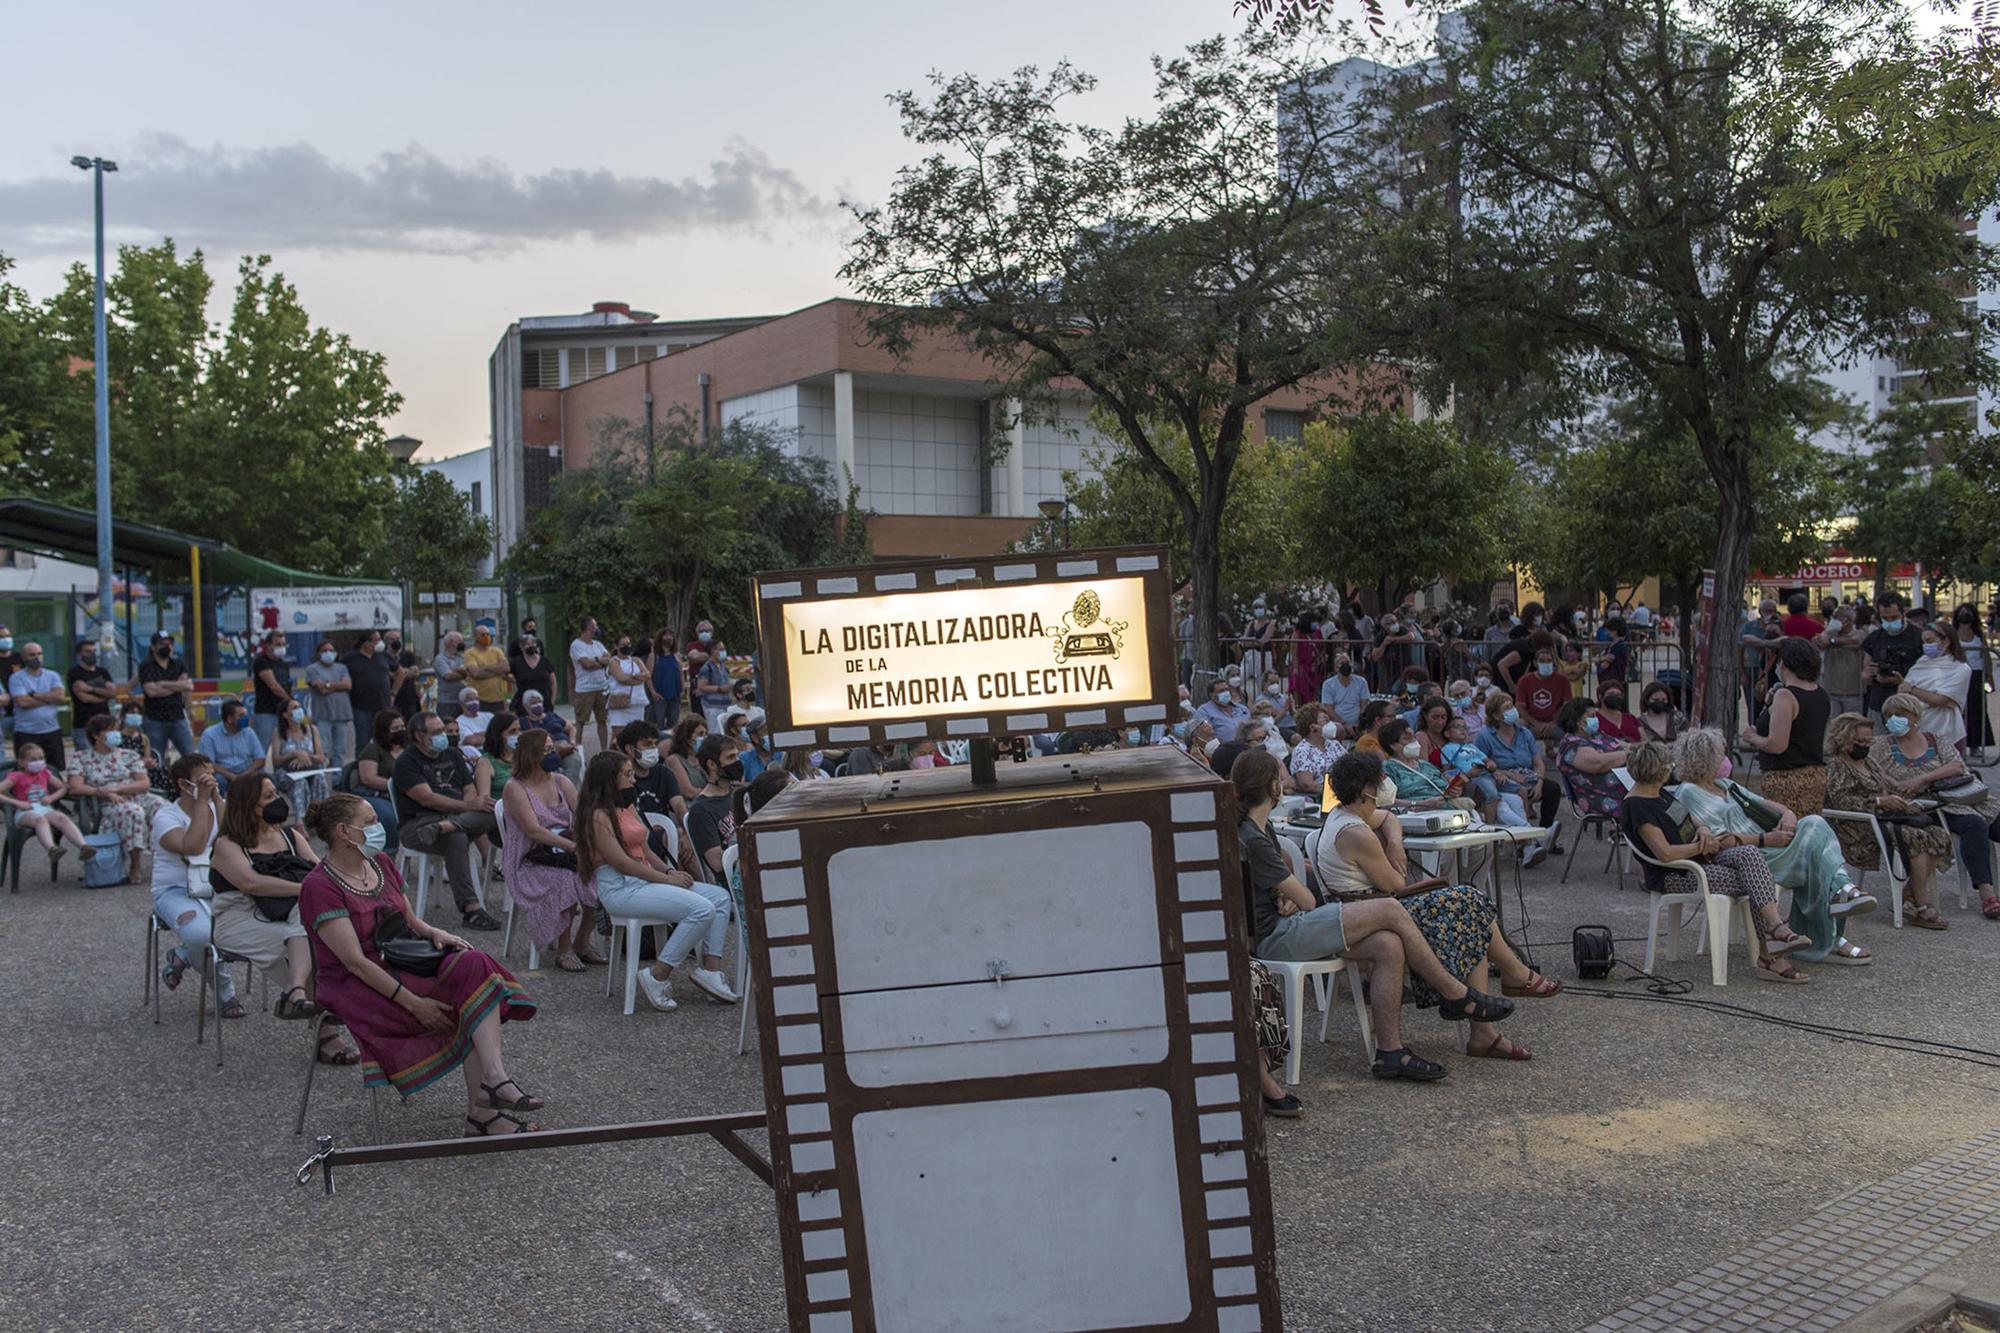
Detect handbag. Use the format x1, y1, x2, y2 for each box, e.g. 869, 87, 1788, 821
1724, 781, 1782, 833
1930, 775, 1991, 804
523, 826, 578, 871
373, 907, 446, 977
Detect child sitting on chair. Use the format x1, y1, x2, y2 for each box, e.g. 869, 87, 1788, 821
2, 742, 100, 879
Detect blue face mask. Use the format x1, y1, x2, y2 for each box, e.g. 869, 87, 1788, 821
1922, 642, 1942, 657
1537, 662, 1554, 677
1584, 715, 1600, 736
808, 750, 824, 770
1885, 715, 1912, 737
1881, 618, 1905, 633
358, 823, 387, 855
1503, 709, 1521, 725
429, 732, 450, 752
0, 637, 11, 651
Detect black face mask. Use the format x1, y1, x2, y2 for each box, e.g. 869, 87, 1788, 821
721, 760, 745, 782
1847, 743, 1871, 760
261, 798, 291, 825
155, 645, 172, 659
1603, 693, 1625, 712
616, 787, 639, 807
1644, 698, 1669, 714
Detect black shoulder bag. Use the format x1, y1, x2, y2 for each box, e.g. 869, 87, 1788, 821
373, 908, 447, 977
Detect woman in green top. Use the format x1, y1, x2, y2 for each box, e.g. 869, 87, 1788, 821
477, 711, 520, 802
1378, 719, 1456, 807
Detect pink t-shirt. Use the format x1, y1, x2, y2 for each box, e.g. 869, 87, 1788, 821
5, 769, 57, 805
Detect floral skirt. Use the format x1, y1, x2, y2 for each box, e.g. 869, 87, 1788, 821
1247, 958, 1288, 1073
1400, 885, 1497, 1009
1758, 765, 1826, 819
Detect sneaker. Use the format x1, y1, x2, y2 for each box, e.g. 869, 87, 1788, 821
1262, 1092, 1304, 1119
687, 967, 739, 1004
1520, 840, 1551, 869
637, 968, 679, 1012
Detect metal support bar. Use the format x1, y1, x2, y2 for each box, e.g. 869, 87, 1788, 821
295, 1110, 770, 1195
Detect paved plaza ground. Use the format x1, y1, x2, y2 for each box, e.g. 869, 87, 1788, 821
1, 820, 1997, 1331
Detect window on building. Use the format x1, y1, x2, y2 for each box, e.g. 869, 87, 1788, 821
569, 347, 608, 385
470, 481, 482, 514
1264, 409, 1305, 443
613, 344, 660, 371
521, 348, 560, 389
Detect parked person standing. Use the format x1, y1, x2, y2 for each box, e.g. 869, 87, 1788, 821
694, 635, 734, 729
1862, 591, 1924, 719
136, 631, 196, 761
648, 629, 683, 727
508, 630, 557, 717
0, 623, 18, 763
1903, 623, 1973, 756
304, 640, 354, 774
1955, 604, 1993, 757
432, 631, 467, 721
1816, 602, 1868, 719
386, 630, 423, 721
343, 631, 395, 759
607, 634, 650, 732
9, 642, 69, 772
249, 630, 296, 748
462, 623, 513, 714
569, 616, 612, 753
66, 638, 116, 755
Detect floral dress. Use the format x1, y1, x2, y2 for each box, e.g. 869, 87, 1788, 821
1557, 734, 1626, 816
1824, 756, 1952, 871
74, 744, 165, 855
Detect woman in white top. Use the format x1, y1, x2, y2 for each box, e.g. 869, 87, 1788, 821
1952, 605, 1991, 753
1286, 704, 1346, 793
150, 753, 241, 1018
453, 686, 495, 757
607, 634, 651, 729
1903, 623, 1972, 754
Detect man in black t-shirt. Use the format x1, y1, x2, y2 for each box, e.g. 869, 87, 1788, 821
386, 633, 422, 718
392, 710, 501, 929
66, 640, 116, 750
683, 738, 745, 879
249, 631, 296, 748
1861, 591, 1925, 717
136, 631, 196, 758
342, 632, 396, 757
0, 622, 20, 761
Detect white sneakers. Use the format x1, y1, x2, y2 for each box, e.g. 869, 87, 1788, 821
637, 968, 678, 1012
687, 967, 740, 1004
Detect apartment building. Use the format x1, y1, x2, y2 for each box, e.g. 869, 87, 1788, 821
490, 296, 1337, 561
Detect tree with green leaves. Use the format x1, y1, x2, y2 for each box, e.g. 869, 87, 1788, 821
1364, 0, 1998, 735
504, 409, 871, 649
1295, 413, 1518, 607
842, 28, 1413, 675
382, 469, 491, 637
1010, 412, 1312, 602
14, 242, 405, 575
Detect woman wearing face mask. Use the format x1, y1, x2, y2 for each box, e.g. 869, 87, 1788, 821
1476, 691, 1564, 865
478, 712, 520, 801
575, 750, 736, 1012
784, 748, 829, 782
1554, 698, 1630, 823
270, 704, 330, 822
1952, 604, 1992, 757
1636, 681, 1685, 744
1673, 727, 1873, 964
352, 711, 405, 852
507, 632, 558, 717
1745, 637, 1832, 817
1287, 704, 1346, 792
1902, 625, 1972, 756
1287, 614, 1324, 710
300, 793, 540, 1132
1592, 682, 1642, 744
662, 715, 710, 820
68, 714, 167, 880
1260, 673, 1295, 733
500, 728, 600, 971
1378, 720, 1457, 809
302, 640, 354, 774
1874, 693, 2000, 919
209, 775, 330, 1031
607, 634, 651, 731
1824, 712, 1950, 930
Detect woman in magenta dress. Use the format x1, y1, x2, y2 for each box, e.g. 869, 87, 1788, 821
299, 792, 543, 1135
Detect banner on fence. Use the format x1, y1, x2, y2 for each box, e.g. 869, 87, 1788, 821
252, 585, 403, 636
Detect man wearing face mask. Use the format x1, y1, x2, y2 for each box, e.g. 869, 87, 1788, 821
249, 631, 297, 748
0, 622, 19, 762
137, 631, 197, 760
433, 631, 468, 721
1197, 677, 1251, 743
1815, 602, 1868, 719
1370, 611, 1420, 690
9, 642, 69, 772
616, 720, 675, 821
1511, 633, 1571, 741
463, 623, 514, 713
392, 711, 503, 931
1319, 653, 1368, 735
303, 639, 355, 773
1862, 591, 1925, 719
67, 637, 117, 754
197, 698, 266, 793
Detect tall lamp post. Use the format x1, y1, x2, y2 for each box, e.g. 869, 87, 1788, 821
71, 154, 118, 657
1038, 496, 1070, 551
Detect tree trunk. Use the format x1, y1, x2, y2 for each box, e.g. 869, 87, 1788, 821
1700, 451, 1758, 744
1189, 492, 1224, 677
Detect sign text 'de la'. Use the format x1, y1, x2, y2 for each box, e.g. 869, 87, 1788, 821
754, 547, 1176, 748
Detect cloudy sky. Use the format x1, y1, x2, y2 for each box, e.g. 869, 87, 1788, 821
1, 0, 1382, 459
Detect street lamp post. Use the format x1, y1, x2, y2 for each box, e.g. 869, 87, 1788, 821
1037, 496, 1070, 550
71, 154, 118, 656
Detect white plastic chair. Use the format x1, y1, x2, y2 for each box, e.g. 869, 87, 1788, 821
1257, 957, 1375, 1085
1626, 844, 1756, 986
389, 778, 492, 921
603, 815, 686, 1016
1822, 806, 1971, 924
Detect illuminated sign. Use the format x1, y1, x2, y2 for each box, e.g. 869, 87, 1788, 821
755, 547, 1176, 749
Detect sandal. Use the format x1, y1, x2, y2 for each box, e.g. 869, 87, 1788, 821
1438, 988, 1515, 1024
1370, 1047, 1448, 1081
481, 1079, 545, 1112
274, 986, 319, 1020
461, 908, 502, 932
1755, 955, 1809, 984
1821, 937, 1873, 965
1830, 888, 1878, 918
160, 953, 189, 993
1904, 901, 1950, 931
1465, 1033, 1533, 1061
1503, 971, 1562, 999
557, 951, 586, 973
575, 946, 608, 966
464, 1109, 541, 1136
1982, 894, 2000, 921
316, 1029, 361, 1065
1764, 925, 1812, 956
219, 997, 248, 1019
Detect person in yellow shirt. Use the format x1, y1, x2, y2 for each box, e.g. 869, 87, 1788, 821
462, 623, 513, 708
